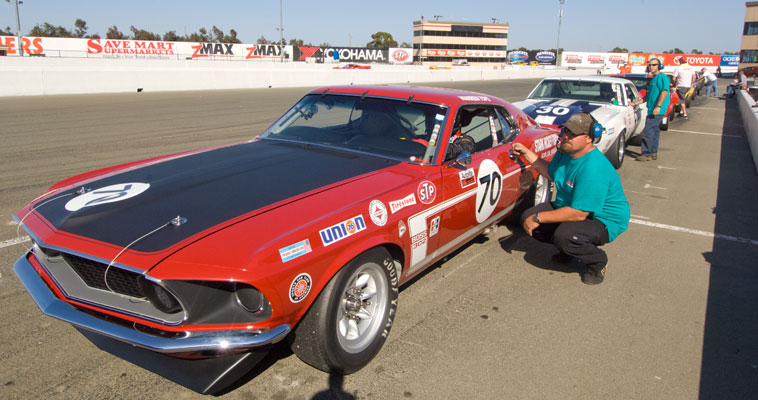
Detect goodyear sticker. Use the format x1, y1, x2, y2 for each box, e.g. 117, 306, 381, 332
289, 273, 312, 303
319, 215, 366, 246
279, 239, 312, 262
369, 200, 388, 226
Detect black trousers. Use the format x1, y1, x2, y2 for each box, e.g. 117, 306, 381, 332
520, 202, 610, 271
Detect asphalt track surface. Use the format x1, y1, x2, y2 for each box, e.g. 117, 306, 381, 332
1, 78, 757, 400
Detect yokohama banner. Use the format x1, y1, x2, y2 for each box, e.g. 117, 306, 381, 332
292, 46, 388, 62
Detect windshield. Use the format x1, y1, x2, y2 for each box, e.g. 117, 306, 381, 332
262, 94, 448, 163
625, 77, 651, 92
528, 79, 624, 104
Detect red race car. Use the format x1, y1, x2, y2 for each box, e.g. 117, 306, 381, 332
332, 63, 371, 69
13, 85, 558, 394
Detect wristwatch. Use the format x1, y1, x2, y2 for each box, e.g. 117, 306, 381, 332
532, 213, 541, 223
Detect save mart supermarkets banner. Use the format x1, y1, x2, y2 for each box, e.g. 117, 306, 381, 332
0, 35, 293, 60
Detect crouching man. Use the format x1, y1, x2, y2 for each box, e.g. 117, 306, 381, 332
511, 113, 630, 285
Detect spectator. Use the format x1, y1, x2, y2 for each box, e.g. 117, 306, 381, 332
632, 58, 670, 162
673, 62, 695, 119
725, 71, 748, 98
700, 68, 718, 97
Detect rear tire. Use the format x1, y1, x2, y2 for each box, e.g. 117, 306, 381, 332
509, 173, 553, 223
288, 247, 398, 374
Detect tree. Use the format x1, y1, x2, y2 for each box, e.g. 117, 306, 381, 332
319, 42, 331, 47
130, 26, 161, 41
188, 28, 210, 42
690, 49, 703, 54
106, 25, 128, 40
29, 22, 73, 37
609, 46, 628, 53
663, 48, 684, 54
225, 29, 241, 44
400, 42, 412, 48
257, 35, 271, 44
366, 32, 397, 49
74, 19, 88, 38
1, 26, 12, 36
163, 30, 182, 41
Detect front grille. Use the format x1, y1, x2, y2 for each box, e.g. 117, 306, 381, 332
61, 253, 145, 298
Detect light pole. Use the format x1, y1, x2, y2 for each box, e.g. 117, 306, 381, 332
6, 0, 23, 56
556, 0, 565, 66
279, 0, 283, 63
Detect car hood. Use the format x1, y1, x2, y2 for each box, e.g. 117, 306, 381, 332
514, 99, 622, 126
23, 139, 399, 254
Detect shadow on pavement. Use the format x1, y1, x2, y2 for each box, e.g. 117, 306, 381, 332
698, 97, 758, 399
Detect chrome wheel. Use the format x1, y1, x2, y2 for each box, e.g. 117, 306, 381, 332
337, 263, 389, 354
534, 175, 551, 204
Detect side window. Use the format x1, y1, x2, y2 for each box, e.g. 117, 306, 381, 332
494, 107, 518, 144
454, 106, 499, 154
624, 84, 638, 106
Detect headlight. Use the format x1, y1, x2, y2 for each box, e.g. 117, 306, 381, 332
138, 277, 182, 314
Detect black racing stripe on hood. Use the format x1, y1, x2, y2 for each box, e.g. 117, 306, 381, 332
522, 100, 603, 126
33, 140, 399, 253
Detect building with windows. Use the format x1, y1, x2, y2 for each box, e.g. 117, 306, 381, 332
412, 19, 508, 65
741, 1, 758, 68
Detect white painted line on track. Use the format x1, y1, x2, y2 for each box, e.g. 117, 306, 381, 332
657, 165, 677, 170
630, 218, 758, 246
630, 214, 650, 220
0, 236, 31, 249
643, 183, 667, 190
668, 129, 742, 138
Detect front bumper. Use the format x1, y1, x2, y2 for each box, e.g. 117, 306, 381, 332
13, 253, 290, 355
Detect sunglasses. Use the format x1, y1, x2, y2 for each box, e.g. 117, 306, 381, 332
648, 62, 660, 67
560, 127, 586, 139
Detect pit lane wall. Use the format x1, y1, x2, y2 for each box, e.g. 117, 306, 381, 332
0, 56, 587, 96
737, 90, 758, 174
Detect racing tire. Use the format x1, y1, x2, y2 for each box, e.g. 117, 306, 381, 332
509, 173, 553, 223
608, 131, 625, 169
288, 247, 398, 374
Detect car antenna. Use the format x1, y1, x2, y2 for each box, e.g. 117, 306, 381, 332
406, 95, 414, 104
361, 90, 368, 100
321, 88, 330, 98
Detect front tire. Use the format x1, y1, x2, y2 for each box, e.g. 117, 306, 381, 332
289, 247, 398, 374
608, 131, 625, 169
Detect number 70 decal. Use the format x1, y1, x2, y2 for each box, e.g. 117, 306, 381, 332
474, 159, 503, 223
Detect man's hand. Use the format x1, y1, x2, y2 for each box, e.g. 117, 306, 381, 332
512, 142, 537, 163
522, 213, 539, 236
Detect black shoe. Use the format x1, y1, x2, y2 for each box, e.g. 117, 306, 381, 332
551, 252, 574, 264
582, 265, 606, 285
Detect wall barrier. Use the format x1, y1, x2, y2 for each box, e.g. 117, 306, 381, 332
737, 89, 758, 174
0, 57, 588, 97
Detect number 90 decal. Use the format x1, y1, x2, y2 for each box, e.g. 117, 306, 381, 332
475, 159, 503, 223
535, 105, 570, 116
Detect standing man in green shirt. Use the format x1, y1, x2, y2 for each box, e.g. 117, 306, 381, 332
512, 113, 630, 285
633, 57, 670, 161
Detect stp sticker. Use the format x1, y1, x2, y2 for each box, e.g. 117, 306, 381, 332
369, 200, 388, 226
289, 273, 312, 303
398, 220, 407, 237
429, 216, 440, 237
65, 183, 150, 212
417, 181, 436, 205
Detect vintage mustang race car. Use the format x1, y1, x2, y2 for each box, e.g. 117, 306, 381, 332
13, 85, 559, 394
513, 76, 647, 168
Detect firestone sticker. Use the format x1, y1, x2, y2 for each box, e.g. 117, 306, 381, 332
279, 239, 312, 263
65, 183, 150, 212
389, 193, 417, 214
289, 273, 312, 303
369, 200, 388, 226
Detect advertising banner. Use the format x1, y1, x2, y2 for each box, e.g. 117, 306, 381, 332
627, 53, 721, 68
561, 51, 627, 68
507, 50, 528, 63
0, 36, 294, 61
720, 55, 739, 67
293, 46, 387, 63
389, 48, 412, 64
530, 50, 557, 65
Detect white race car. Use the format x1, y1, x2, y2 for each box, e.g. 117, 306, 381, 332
514, 76, 647, 169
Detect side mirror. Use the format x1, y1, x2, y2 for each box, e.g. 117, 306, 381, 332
451, 151, 472, 170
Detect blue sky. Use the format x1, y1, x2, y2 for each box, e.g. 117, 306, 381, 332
0, 0, 745, 53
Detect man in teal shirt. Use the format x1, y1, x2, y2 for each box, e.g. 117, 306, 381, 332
512, 113, 630, 285
633, 57, 670, 161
